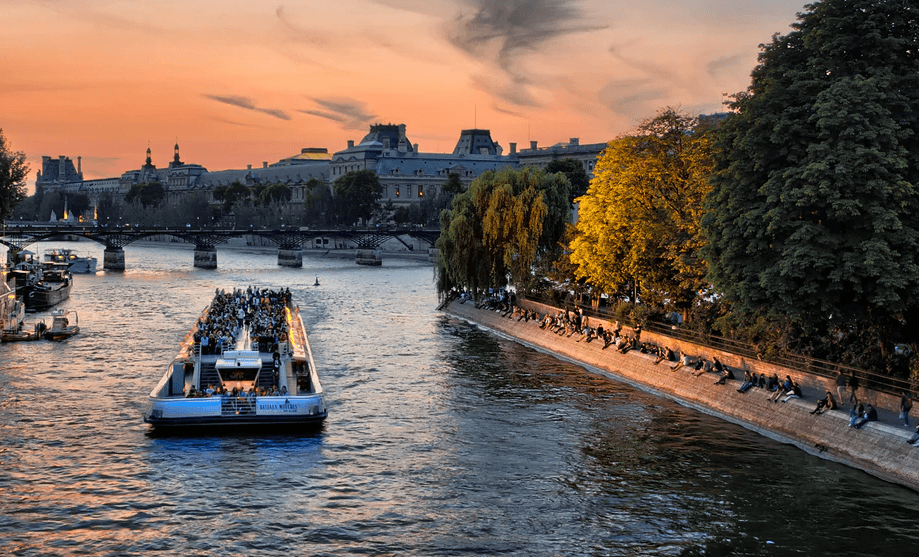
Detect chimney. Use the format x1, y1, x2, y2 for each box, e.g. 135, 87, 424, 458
347, 140, 354, 148
263, 161, 268, 168
247, 164, 252, 170
59, 156, 66, 179
77, 156, 82, 175
510, 142, 517, 155
383, 137, 390, 149
569, 138, 579, 146
413, 143, 419, 152
530, 141, 537, 150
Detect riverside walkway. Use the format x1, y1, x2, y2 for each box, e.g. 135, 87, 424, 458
444, 298, 919, 492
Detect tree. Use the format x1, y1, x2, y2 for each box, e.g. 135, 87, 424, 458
437, 167, 570, 297
570, 108, 714, 312
702, 0, 919, 362
257, 183, 292, 206
333, 170, 381, 225
544, 158, 590, 203
0, 128, 29, 220
125, 182, 165, 208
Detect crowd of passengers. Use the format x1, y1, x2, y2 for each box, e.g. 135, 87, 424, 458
193, 286, 292, 355
461, 291, 915, 434
185, 383, 289, 398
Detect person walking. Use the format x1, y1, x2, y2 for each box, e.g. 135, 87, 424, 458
836, 371, 847, 409
848, 372, 860, 406
901, 391, 912, 427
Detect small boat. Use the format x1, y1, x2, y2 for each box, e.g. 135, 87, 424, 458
42, 309, 79, 340
143, 287, 327, 430
43, 248, 97, 274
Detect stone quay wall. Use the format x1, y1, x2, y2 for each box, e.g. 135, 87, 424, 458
444, 299, 919, 492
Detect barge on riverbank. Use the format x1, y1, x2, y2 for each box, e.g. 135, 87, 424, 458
143, 288, 327, 430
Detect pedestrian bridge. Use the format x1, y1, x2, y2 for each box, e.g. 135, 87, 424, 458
0, 223, 440, 270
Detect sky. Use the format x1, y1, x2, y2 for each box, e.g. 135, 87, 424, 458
2, 0, 806, 190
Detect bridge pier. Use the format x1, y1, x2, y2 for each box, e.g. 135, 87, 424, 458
103, 247, 125, 271
194, 246, 218, 269
277, 248, 303, 267
355, 248, 382, 266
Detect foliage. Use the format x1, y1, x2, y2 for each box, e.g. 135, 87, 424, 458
702, 0, 919, 362
333, 170, 381, 225
214, 181, 251, 214
0, 128, 29, 220
544, 157, 590, 203
303, 178, 332, 226
256, 183, 292, 206
125, 182, 165, 208
436, 167, 570, 297
569, 107, 714, 312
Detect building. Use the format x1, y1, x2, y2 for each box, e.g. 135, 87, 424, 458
34, 124, 606, 214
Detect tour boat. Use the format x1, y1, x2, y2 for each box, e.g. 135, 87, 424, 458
42, 309, 80, 341
143, 288, 327, 429
43, 248, 97, 274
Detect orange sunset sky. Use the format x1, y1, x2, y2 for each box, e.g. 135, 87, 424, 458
3, 0, 805, 191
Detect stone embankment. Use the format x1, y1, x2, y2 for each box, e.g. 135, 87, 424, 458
444, 299, 919, 492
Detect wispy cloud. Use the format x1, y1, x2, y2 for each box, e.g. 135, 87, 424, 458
300, 98, 376, 131
203, 94, 291, 120
447, 0, 606, 106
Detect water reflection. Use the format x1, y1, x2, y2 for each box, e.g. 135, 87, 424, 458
2, 241, 919, 556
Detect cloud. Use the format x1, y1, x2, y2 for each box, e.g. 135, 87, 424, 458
203, 94, 291, 120
706, 54, 746, 78
447, 0, 606, 106
598, 79, 669, 114
300, 98, 376, 131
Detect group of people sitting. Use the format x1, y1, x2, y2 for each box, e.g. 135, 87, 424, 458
193, 286, 292, 355
472, 297, 917, 433
185, 383, 289, 398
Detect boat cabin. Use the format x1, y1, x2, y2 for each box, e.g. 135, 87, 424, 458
215, 350, 263, 391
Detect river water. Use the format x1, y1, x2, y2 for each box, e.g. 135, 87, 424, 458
1, 242, 918, 556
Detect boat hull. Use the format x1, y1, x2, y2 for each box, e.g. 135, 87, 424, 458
27, 280, 72, 311
144, 394, 327, 427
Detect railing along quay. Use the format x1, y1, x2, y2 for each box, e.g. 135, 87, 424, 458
521, 293, 912, 398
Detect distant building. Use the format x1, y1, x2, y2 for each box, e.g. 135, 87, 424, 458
35, 123, 608, 212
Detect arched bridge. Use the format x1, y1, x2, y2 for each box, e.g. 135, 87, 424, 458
0, 224, 441, 270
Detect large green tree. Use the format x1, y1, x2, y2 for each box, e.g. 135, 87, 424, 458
437, 167, 570, 297
570, 108, 714, 312
0, 128, 29, 220
702, 0, 919, 360
333, 170, 381, 225
544, 158, 590, 203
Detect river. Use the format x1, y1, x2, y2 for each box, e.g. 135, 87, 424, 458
1, 241, 918, 556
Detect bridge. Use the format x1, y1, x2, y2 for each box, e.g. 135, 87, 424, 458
0, 223, 441, 270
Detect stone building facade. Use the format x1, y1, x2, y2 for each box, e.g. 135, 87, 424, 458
34, 124, 607, 215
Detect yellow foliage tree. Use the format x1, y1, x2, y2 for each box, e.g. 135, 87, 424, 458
570, 108, 714, 312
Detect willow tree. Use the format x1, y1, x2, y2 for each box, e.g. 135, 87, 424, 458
570, 108, 714, 312
702, 0, 919, 362
437, 167, 570, 298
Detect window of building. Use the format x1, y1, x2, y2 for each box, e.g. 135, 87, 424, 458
418, 185, 424, 197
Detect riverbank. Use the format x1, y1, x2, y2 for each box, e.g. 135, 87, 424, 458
444, 299, 919, 492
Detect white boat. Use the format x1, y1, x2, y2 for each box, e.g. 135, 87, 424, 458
42, 309, 79, 341
0, 272, 37, 342
143, 288, 327, 429
43, 248, 97, 274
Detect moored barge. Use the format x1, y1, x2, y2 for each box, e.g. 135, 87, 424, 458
143, 287, 327, 429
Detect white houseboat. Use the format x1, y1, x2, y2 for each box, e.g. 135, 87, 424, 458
143, 288, 327, 429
